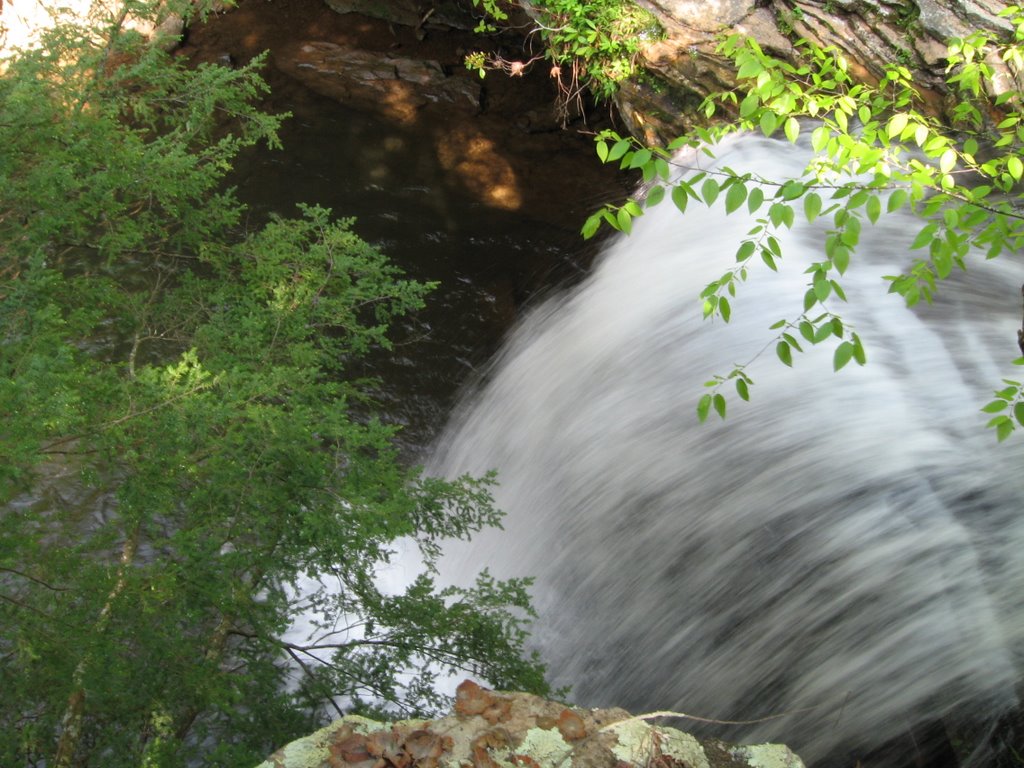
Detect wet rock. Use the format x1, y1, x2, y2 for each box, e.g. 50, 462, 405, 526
323, 0, 481, 31
276, 41, 480, 121
254, 681, 805, 768
614, 0, 1024, 143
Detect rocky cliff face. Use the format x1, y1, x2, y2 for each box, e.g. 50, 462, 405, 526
256, 681, 805, 768
615, 0, 1023, 142
292, 0, 1022, 144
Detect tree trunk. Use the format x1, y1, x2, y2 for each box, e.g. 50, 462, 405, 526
53, 527, 139, 768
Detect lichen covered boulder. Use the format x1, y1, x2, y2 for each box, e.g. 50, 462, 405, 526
255, 681, 804, 768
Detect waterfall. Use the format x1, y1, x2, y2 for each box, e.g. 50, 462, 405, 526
431, 133, 1024, 765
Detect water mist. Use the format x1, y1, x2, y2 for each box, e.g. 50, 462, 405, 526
431, 134, 1024, 766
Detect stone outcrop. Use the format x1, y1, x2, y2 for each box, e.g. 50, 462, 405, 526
303, 0, 1022, 143
275, 41, 480, 122
256, 681, 804, 768
616, 0, 1023, 142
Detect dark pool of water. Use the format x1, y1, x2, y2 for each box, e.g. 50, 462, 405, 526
228, 78, 619, 457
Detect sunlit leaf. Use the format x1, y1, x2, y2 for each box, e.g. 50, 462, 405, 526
784, 116, 800, 143
725, 181, 748, 213
702, 178, 720, 206
804, 192, 822, 222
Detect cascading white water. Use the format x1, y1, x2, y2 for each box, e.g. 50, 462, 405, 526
432, 133, 1024, 765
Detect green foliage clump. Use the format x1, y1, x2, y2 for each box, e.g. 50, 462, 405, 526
0, 2, 549, 766
466, 0, 662, 102
531, 0, 663, 100
582, 7, 1024, 439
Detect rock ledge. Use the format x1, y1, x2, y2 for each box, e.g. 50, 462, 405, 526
256, 681, 804, 768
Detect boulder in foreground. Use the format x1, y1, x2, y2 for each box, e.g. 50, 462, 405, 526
256, 680, 804, 768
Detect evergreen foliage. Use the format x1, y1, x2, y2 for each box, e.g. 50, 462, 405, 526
0, 3, 548, 766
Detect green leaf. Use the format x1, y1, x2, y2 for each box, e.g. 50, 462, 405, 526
982, 399, 1009, 413
1008, 155, 1023, 181
608, 139, 631, 161
624, 199, 644, 217
747, 186, 765, 212
811, 124, 830, 152
596, 140, 609, 163
813, 271, 832, 302
939, 148, 957, 174
736, 240, 756, 261
740, 92, 761, 118
736, 378, 750, 401
1015, 401, 1024, 426
779, 180, 806, 200
804, 192, 822, 222
832, 245, 850, 275
738, 58, 764, 80
887, 113, 909, 138
760, 110, 778, 137
581, 212, 602, 239
702, 178, 721, 206
851, 333, 866, 364
831, 280, 847, 302
866, 195, 881, 224
933, 245, 953, 279
769, 202, 794, 228
776, 341, 793, 367
833, 341, 854, 371
915, 123, 928, 147
987, 414, 1015, 441
803, 288, 818, 311
725, 181, 748, 213
910, 223, 938, 250
616, 207, 633, 233
719, 296, 732, 322
697, 393, 713, 422
672, 184, 689, 213
887, 189, 908, 212
713, 393, 727, 419
997, 419, 1015, 441
784, 116, 800, 143
646, 185, 666, 208
629, 148, 653, 170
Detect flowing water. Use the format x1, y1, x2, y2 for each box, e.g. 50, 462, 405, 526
431, 133, 1024, 765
